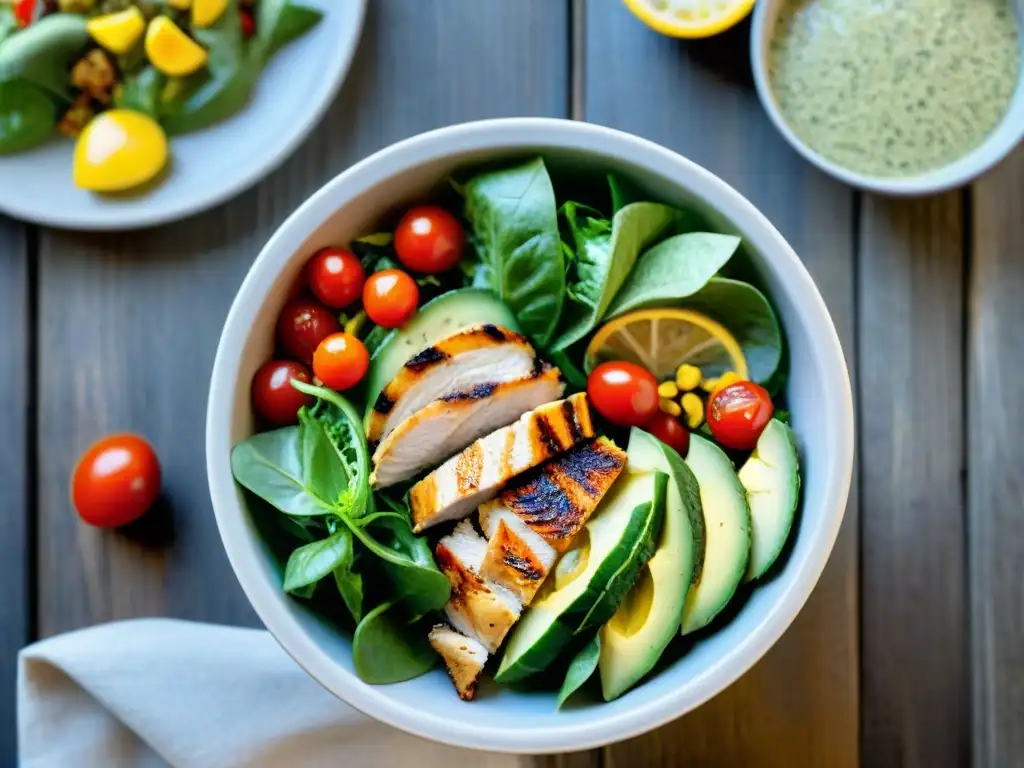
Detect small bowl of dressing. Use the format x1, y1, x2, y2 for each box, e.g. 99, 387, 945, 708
751, 0, 1024, 195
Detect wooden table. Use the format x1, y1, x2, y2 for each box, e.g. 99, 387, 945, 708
3, 1, 1021, 764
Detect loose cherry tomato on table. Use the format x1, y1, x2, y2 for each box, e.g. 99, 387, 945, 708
313, 332, 369, 391
394, 205, 465, 274
252, 360, 315, 426
306, 247, 365, 309
706, 380, 774, 451
72, 434, 161, 528
277, 300, 341, 364
363, 269, 419, 328
587, 361, 660, 427
643, 410, 690, 456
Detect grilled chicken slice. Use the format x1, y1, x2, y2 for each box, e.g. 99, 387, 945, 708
370, 364, 563, 489
409, 392, 595, 532
427, 624, 489, 701
478, 437, 627, 604
366, 324, 536, 447
434, 520, 521, 653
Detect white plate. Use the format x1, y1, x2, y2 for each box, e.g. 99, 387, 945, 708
0, 0, 365, 230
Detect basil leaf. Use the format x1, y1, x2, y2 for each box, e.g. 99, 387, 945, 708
0, 14, 89, 101
230, 426, 330, 516
115, 66, 166, 118
253, 0, 323, 64
352, 601, 437, 684
682, 277, 784, 386
0, 79, 56, 154
282, 528, 353, 593
605, 232, 742, 319
551, 201, 677, 351
333, 565, 363, 622
464, 157, 565, 345
557, 633, 601, 709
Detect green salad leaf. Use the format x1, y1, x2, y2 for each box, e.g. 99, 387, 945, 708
463, 157, 565, 346
552, 201, 677, 351
0, 7, 17, 45
253, 0, 324, 64
231, 426, 331, 517
333, 565, 364, 622
283, 528, 353, 594
605, 232, 742, 318
115, 66, 166, 119
0, 79, 56, 154
557, 633, 601, 709
607, 173, 646, 214
0, 14, 89, 101
352, 601, 437, 684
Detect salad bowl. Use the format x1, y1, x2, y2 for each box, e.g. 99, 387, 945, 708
206, 118, 854, 753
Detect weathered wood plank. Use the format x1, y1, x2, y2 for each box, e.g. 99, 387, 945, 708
969, 147, 1024, 767
585, 2, 859, 765
858, 192, 968, 766
0, 216, 29, 762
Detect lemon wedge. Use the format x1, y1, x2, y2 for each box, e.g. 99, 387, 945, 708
622, 0, 756, 39
192, 0, 229, 28
585, 308, 747, 381
87, 7, 146, 54
146, 16, 208, 76
73, 110, 168, 192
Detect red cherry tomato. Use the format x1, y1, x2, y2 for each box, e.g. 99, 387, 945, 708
240, 9, 256, 38
643, 411, 690, 456
313, 332, 369, 391
252, 360, 315, 426
394, 205, 465, 274
706, 381, 774, 451
306, 248, 365, 309
277, 300, 340, 364
72, 434, 161, 528
363, 269, 419, 328
586, 361, 660, 427
14, 0, 34, 27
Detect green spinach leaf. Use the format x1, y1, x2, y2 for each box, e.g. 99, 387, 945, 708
0, 79, 56, 154
252, 0, 323, 64
334, 564, 363, 622
463, 157, 564, 345
231, 426, 331, 517
552, 201, 677, 351
283, 528, 353, 593
605, 232, 742, 318
607, 172, 646, 213
115, 66, 166, 118
557, 633, 601, 709
0, 7, 17, 45
352, 600, 437, 684
0, 14, 89, 101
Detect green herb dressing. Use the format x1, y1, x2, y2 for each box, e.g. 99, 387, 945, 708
768, 0, 1022, 177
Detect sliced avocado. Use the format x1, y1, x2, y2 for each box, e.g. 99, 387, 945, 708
681, 434, 751, 635
495, 469, 667, 684
599, 428, 705, 700
740, 419, 800, 582
363, 288, 520, 421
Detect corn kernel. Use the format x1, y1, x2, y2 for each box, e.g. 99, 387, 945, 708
657, 381, 679, 399
675, 364, 702, 391
700, 376, 719, 393
681, 393, 704, 429
659, 397, 682, 417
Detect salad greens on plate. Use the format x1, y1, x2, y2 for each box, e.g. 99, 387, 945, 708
230, 157, 801, 703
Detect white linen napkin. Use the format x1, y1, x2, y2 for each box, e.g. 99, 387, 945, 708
18, 618, 530, 768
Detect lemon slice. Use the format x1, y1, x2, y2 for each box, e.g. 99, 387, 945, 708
623, 0, 756, 39
585, 309, 747, 381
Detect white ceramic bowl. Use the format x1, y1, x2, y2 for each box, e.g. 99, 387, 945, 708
206, 118, 855, 754
0, 0, 365, 230
750, 0, 1024, 195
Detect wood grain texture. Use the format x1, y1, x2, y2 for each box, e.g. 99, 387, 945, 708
969, 147, 1024, 767
0, 216, 29, 761
584, 2, 860, 765
858, 193, 967, 767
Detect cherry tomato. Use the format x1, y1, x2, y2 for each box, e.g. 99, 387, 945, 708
277, 300, 341, 364
394, 205, 465, 274
240, 9, 256, 38
313, 332, 369, 391
72, 434, 161, 528
643, 411, 690, 456
706, 380, 774, 451
587, 361, 660, 427
306, 247, 364, 309
14, 0, 34, 27
363, 269, 419, 328
252, 360, 315, 426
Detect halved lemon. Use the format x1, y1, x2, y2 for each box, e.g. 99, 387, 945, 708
585, 308, 747, 381
622, 0, 756, 39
